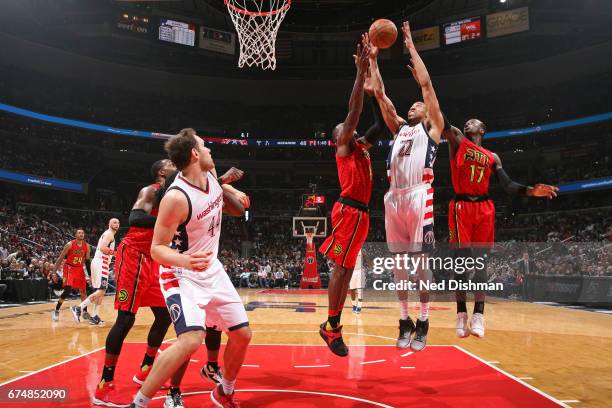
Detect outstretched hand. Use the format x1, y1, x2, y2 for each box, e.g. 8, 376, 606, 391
529, 184, 559, 199
353, 34, 371, 72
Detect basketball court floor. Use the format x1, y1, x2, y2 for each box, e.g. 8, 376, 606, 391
0, 289, 610, 407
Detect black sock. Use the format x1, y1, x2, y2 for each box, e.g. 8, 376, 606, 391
328, 314, 340, 329
83, 306, 88, 312
457, 301, 467, 313
169, 387, 180, 396
102, 366, 115, 383
141, 353, 155, 369
474, 301, 485, 314
55, 301, 62, 311
207, 361, 219, 370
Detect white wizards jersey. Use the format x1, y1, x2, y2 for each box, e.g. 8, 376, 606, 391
167, 172, 223, 264
387, 122, 438, 189
93, 232, 115, 261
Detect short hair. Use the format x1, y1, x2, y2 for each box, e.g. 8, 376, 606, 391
165, 128, 197, 171
75, 227, 85, 233
150, 160, 166, 181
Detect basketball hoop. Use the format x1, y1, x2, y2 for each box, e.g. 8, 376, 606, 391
224, 0, 291, 70
303, 224, 318, 246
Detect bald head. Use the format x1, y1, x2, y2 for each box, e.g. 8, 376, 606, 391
108, 218, 120, 232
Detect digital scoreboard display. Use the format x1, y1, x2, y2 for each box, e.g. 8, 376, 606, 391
158, 18, 196, 46
443, 17, 482, 45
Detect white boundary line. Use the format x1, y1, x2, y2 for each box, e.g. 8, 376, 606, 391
360, 359, 386, 365
151, 389, 395, 407
453, 345, 571, 408
0, 346, 104, 387
294, 365, 330, 368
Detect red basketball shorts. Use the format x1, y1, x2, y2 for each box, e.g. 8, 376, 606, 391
114, 242, 166, 313
448, 199, 495, 247
63, 264, 86, 290
320, 202, 370, 269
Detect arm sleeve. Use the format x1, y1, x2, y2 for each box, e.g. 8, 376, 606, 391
85, 259, 91, 276
494, 166, 528, 196
129, 209, 157, 228
363, 96, 392, 145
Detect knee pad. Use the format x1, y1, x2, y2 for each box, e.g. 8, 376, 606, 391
205, 327, 222, 351
116, 310, 136, 331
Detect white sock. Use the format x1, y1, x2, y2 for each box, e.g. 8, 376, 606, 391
357, 299, 362, 308
419, 302, 430, 321
133, 390, 150, 408
357, 288, 363, 300
399, 300, 409, 320
92, 304, 99, 317
79, 297, 91, 309
221, 378, 235, 395
351, 299, 357, 307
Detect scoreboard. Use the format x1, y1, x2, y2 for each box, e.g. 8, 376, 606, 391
443, 17, 482, 45
158, 18, 196, 46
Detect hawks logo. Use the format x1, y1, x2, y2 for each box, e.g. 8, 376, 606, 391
306, 256, 314, 264
118, 289, 129, 302
333, 244, 343, 255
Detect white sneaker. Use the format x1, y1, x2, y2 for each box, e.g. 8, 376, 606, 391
470, 313, 485, 338
52, 310, 59, 321
456, 312, 469, 338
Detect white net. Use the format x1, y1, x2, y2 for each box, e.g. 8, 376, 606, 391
225, 0, 291, 70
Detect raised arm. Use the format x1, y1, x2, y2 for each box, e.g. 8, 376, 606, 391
359, 44, 392, 148
443, 125, 465, 158
403, 21, 444, 143
129, 185, 158, 227
336, 37, 370, 157
368, 40, 406, 135
492, 153, 559, 198
221, 184, 248, 217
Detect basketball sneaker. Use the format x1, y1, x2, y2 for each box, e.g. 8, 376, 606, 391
351, 305, 357, 314
71, 306, 81, 323
319, 322, 348, 357
355, 306, 362, 315
83, 311, 92, 320
396, 318, 415, 349
211, 384, 240, 408
163, 389, 185, 408
89, 315, 103, 325
456, 312, 469, 338
200, 362, 223, 384
133, 365, 151, 386
470, 313, 485, 338
92, 381, 132, 407
51, 310, 59, 322
410, 319, 429, 352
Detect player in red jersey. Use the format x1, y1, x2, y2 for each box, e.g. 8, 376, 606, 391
51, 228, 91, 321
319, 35, 390, 356
94, 159, 176, 407
444, 119, 558, 338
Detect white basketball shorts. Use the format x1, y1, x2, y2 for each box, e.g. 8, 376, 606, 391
159, 259, 249, 336
384, 183, 435, 253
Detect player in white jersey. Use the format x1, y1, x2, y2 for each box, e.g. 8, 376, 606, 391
349, 250, 365, 314
132, 128, 251, 408
71, 218, 119, 325
369, 22, 445, 352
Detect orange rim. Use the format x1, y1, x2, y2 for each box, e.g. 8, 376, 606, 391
225, 0, 291, 17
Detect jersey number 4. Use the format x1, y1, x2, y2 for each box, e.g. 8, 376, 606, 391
208, 213, 221, 237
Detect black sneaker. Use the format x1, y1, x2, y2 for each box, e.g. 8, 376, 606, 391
89, 315, 102, 325
396, 318, 415, 349
82, 311, 92, 320
319, 322, 348, 357
410, 319, 429, 351
200, 363, 223, 384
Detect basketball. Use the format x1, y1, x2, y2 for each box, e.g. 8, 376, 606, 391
369, 19, 398, 49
